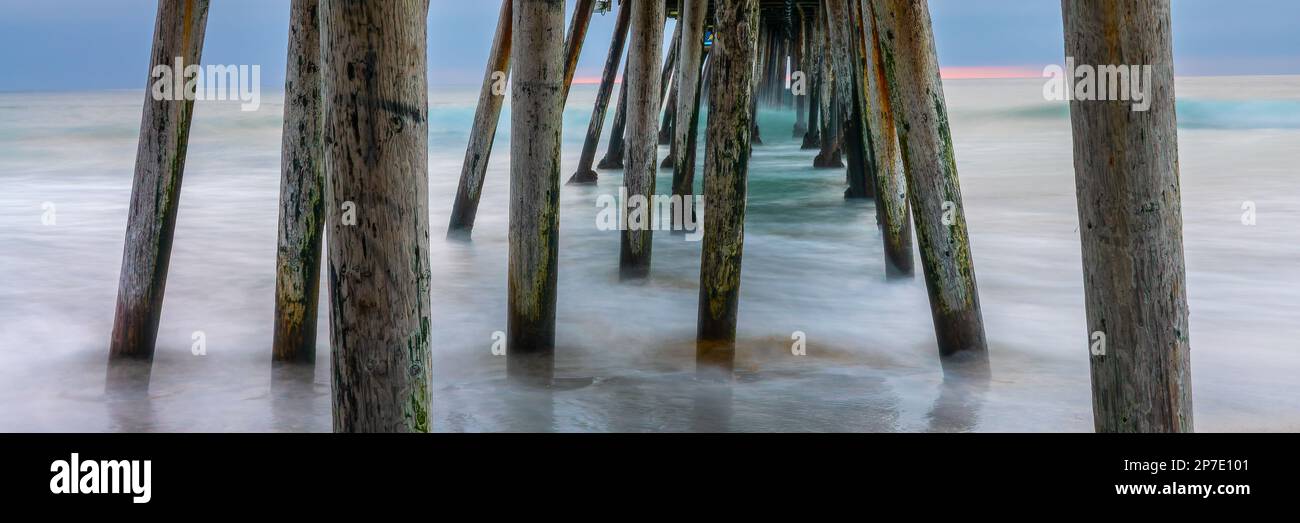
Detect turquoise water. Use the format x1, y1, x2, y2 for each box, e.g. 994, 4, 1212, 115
1, 77, 1299, 431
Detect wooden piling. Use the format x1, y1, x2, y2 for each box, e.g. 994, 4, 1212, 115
570, 0, 632, 184
812, 9, 841, 168
619, 0, 665, 281
561, 0, 597, 102
697, 0, 759, 374
659, 74, 678, 168
861, 0, 913, 278
825, 0, 872, 199
659, 76, 678, 147
107, 0, 210, 390
801, 4, 823, 150
320, 0, 433, 432
597, 70, 630, 170
506, 0, 567, 386
671, 0, 709, 230
792, 7, 808, 138
449, 0, 592, 236
874, 0, 987, 366
446, 0, 512, 237
749, 24, 766, 146
1063, 0, 1192, 432
273, 0, 325, 365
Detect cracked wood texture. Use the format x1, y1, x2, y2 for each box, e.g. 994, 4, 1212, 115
321, 0, 432, 432
507, 0, 565, 385
273, 0, 325, 364
619, 0, 665, 280
1063, 0, 1192, 433
107, 0, 210, 390
874, 0, 987, 366
697, 0, 759, 374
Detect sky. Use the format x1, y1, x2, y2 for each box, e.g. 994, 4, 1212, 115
0, 0, 1297, 91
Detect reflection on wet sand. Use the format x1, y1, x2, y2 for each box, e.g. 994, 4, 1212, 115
926, 357, 991, 432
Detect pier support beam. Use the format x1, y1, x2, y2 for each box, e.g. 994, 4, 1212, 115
659, 74, 679, 169
792, 7, 808, 138
273, 0, 325, 365
447, 0, 512, 238
826, 0, 872, 199
659, 77, 678, 147
671, 0, 708, 230
874, 0, 987, 367
597, 71, 630, 170
619, 0, 665, 281
320, 0, 433, 432
507, 0, 566, 386
802, 4, 823, 150
862, 0, 913, 278
697, 0, 759, 375
561, 0, 597, 102
107, 0, 210, 391
571, 0, 632, 184
812, 10, 841, 168
1063, 0, 1192, 433
449, 0, 592, 237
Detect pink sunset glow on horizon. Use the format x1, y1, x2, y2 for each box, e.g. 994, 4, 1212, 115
569, 66, 1047, 86
939, 65, 1045, 79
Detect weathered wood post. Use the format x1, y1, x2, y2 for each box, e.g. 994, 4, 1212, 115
659, 22, 683, 113
671, 0, 708, 230
862, 0, 913, 278
619, 0, 664, 281
749, 23, 766, 146
320, 0, 433, 432
273, 0, 325, 365
658, 75, 679, 168
874, 0, 987, 367
802, 4, 823, 150
597, 70, 630, 170
812, 8, 841, 168
569, 0, 632, 184
697, 0, 759, 375
508, 0, 566, 386
1063, 0, 1192, 432
659, 76, 678, 147
446, 0, 512, 237
450, 0, 593, 236
561, 0, 597, 102
603, 19, 677, 171
792, 7, 808, 138
107, 0, 210, 391
825, 0, 872, 199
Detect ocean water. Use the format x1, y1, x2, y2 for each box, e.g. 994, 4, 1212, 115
2, 76, 1299, 432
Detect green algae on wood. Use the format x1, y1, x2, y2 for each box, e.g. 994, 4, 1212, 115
107, 0, 211, 392
273, 0, 326, 365
873, 0, 987, 368
507, 0, 567, 387
696, 0, 760, 376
